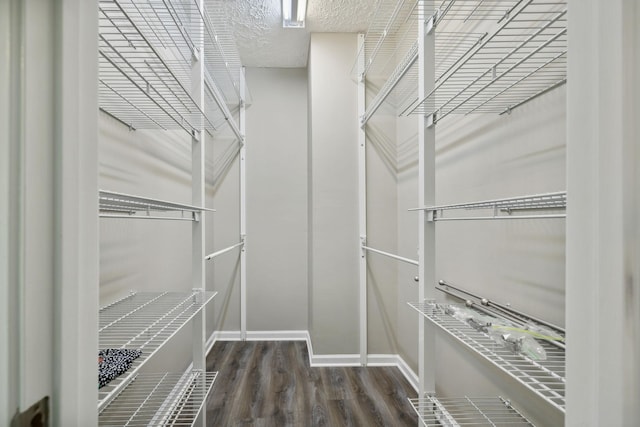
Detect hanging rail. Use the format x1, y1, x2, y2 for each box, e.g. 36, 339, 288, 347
409, 191, 566, 221
204, 241, 244, 261
362, 245, 419, 266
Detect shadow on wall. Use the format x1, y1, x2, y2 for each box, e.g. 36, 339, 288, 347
366, 122, 399, 176
435, 89, 566, 170
367, 262, 400, 353
207, 139, 241, 194
213, 253, 241, 330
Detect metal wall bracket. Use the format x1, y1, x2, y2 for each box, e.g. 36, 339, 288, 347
11, 397, 49, 427
426, 112, 437, 128
425, 13, 437, 35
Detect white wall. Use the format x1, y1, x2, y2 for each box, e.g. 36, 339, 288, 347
432, 88, 566, 426
365, 102, 402, 355
244, 67, 309, 331
308, 33, 360, 354
206, 131, 242, 335
99, 117, 197, 373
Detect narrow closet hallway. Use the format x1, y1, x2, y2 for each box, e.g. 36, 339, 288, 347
2, 0, 640, 426
205, 341, 417, 426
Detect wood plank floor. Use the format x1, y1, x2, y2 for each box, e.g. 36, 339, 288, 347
205, 341, 419, 426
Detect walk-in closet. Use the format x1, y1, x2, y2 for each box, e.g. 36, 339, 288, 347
2, 0, 639, 426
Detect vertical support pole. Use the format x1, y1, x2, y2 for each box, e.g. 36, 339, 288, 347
566, 0, 640, 425
418, 7, 436, 397
191, 2, 206, 426
357, 33, 368, 366
239, 67, 247, 341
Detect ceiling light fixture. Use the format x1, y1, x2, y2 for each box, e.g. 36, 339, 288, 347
282, 0, 307, 28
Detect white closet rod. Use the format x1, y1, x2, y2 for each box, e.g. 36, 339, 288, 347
204, 241, 244, 261
362, 245, 419, 266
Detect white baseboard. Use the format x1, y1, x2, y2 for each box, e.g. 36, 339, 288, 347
367, 354, 419, 393
395, 355, 420, 393
245, 330, 309, 341
210, 330, 418, 391
310, 353, 361, 366
208, 330, 308, 352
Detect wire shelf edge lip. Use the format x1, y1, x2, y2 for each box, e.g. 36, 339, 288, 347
408, 191, 567, 211
98, 370, 217, 426
408, 395, 535, 426
99, 189, 216, 213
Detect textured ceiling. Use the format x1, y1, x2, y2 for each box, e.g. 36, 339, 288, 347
221, 0, 376, 68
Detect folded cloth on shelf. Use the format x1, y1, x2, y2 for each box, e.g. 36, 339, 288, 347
98, 349, 142, 388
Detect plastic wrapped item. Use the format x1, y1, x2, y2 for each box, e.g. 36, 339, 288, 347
521, 322, 564, 342
491, 323, 563, 343
489, 328, 547, 361
441, 304, 496, 333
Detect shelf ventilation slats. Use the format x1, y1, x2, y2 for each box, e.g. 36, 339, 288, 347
99, 0, 208, 133
409, 396, 533, 426
202, 0, 244, 108
99, 190, 214, 221
409, 302, 565, 412
405, 0, 567, 121
99, 0, 244, 137
99, 370, 217, 426
410, 191, 566, 221
98, 291, 217, 412
356, 0, 420, 80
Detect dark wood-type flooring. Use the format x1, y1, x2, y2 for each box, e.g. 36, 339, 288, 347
205, 341, 419, 426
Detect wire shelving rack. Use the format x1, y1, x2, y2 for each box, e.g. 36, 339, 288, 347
410, 191, 566, 221
404, 0, 567, 121
357, 0, 567, 125
99, 190, 215, 221
98, 291, 217, 412
98, 370, 217, 426
408, 301, 565, 412
409, 396, 534, 426
98, 0, 244, 138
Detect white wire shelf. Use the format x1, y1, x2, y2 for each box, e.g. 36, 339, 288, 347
98, 291, 217, 412
354, 0, 420, 80
99, 190, 214, 221
409, 301, 565, 412
361, 31, 487, 125
99, 370, 217, 426
202, 0, 244, 108
410, 191, 566, 221
99, 0, 206, 133
99, 0, 243, 137
409, 396, 533, 426
404, 0, 567, 120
